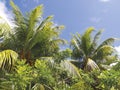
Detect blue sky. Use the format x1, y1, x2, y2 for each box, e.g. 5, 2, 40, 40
1, 0, 120, 50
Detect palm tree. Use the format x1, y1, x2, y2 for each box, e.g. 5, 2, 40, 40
70, 27, 116, 71
0, 1, 65, 64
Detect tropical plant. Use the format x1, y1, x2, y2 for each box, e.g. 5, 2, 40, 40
71, 27, 116, 71
71, 81, 93, 90
97, 69, 120, 90
111, 59, 120, 71
60, 60, 81, 78
0, 16, 12, 40
31, 83, 45, 90
0, 60, 34, 90
0, 1, 65, 64
0, 59, 55, 90
33, 60, 55, 89
53, 48, 72, 63
0, 50, 18, 71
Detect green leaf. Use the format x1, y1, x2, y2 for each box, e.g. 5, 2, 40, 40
26, 5, 43, 42
0, 50, 18, 71
31, 83, 45, 90
85, 58, 100, 71
60, 60, 81, 78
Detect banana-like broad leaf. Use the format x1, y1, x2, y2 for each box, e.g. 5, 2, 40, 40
0, 50, 18, 71
60, 60, 81, 78
84, 58, 100, 72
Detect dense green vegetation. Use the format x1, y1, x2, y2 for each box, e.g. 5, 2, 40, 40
0, 1, 120, 90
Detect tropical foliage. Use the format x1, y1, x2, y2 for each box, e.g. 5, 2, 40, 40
70, 27, 117, 70
0, 1, 120, 90
0, 1, 65, 64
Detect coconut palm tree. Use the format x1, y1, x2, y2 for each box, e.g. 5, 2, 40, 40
71, 27, 116, 71
0, 1, 65, 64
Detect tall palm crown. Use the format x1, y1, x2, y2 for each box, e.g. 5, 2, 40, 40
0, 1, 65, 63
71, 27, 116, 70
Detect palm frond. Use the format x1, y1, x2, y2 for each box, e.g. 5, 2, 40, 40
97, 38, 116, 49
92, 30, 103, 49
36, 15, 53, 31
0, 50, 18, 71
84, 58, 100, 72
70, 34, 84, 59
93, 45, 115, 60
10, 0, 24, 25
81, 27, 94, 56
60, 60, 81, 78
25, 16, 53, 50
50, 39, 67, 47
26, 5, 43, 42
88, 30, 103, 57
71, 38, 80, 51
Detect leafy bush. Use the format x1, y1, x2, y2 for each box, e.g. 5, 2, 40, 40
97, 70, 120, 90
33, 59, 55, 89
0, 60, 33, 90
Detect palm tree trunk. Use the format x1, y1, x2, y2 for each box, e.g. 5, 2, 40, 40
26, 51, 33, 65
19, 49, 26, 59
19, 50, 33, 65
83, 57, 88, 70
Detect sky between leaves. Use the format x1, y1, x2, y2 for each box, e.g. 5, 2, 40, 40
0, 0, 120, 55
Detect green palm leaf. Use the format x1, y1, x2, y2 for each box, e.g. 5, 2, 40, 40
0, 50, 18, 71
97, 38, 116, 50
90, 30, 103, 51
36, 15, 53, 31
26, 5, 43, 42
10, 0, 24, 25
93, 45, 115, 60
60, 60, 81, 78
70, 27, 116, 71
81, 27, 94, 56
1, 1, 66, 62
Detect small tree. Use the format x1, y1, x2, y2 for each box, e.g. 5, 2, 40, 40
71, 27, 116, 71
0, 1, 65, 64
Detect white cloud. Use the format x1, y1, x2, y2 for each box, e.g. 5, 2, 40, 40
114, 46, 120, 56
0, 1, 14, 27
90, 17, 101, 23
99, 0, 110, 2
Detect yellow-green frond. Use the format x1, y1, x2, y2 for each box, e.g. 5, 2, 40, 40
10, 0, 23, 24
0, 50, 18, 71
60, 60, 81, 78
27, 5, 43, 39
84, 58, 100, 72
